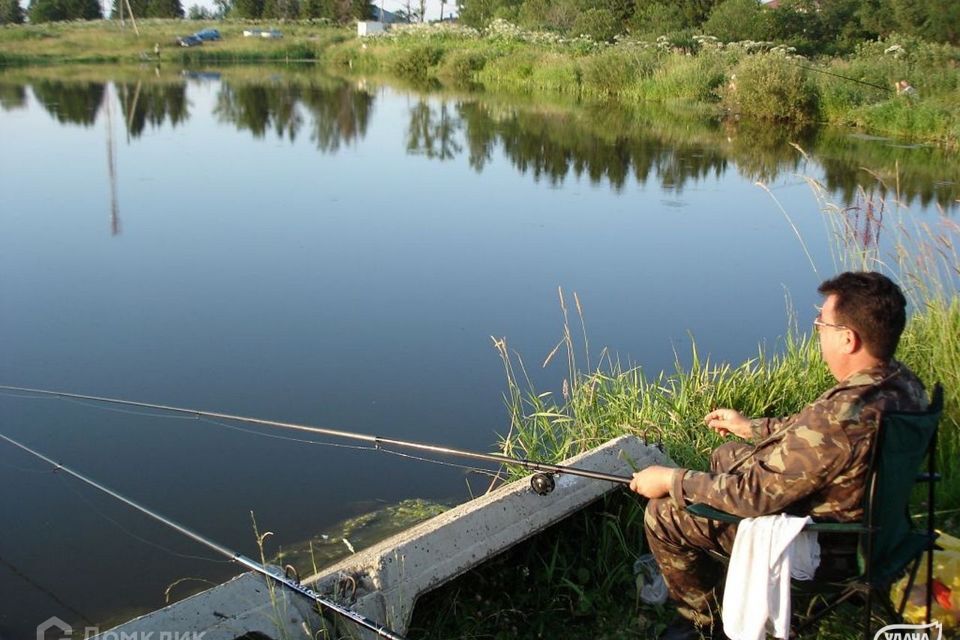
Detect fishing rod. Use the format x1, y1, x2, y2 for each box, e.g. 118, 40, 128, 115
0, 430, 407, 640
0, 385, 636, 494
783, 59, 894, 93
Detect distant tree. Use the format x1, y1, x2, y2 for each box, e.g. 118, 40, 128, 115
459, 0, 520, 27
29, 0, 65, 21
628, 0, 687, 34
299, 0, 328, 18
111, 0, 147, 19
417, 0, 424, 21
65, 0, 101, 17
145, 0, 184, 17
0, 0, 24, 23
213, 0, 230, 16
675, 0, 719, 25
517, 0, 551, 29
231, 0, 262, 17
263, 0, 298, 18
703, 0, 771, 41
920, 0, 960, 43
30, 0, 101, 21
187, 2, 212, 17
350, 0, 371, 19
571, 7, 620, 40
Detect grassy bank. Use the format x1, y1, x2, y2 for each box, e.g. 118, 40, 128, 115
407, 186, 959, 638
0, 19, 350, 64
1, 19, 958, 145
324, 21, 960, 148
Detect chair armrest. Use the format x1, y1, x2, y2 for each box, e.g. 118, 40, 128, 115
686, 503, 743, 523
686, 503, 870, 533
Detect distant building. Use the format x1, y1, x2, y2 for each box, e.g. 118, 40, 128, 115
371, 6, 402, 23
762, 0, 781, 7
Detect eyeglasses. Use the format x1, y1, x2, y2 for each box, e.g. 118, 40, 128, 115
813, 306, 850, 332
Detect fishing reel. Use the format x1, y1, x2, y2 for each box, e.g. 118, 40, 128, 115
530, 472, 556, 496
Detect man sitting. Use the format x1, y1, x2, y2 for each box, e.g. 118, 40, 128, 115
629, 271, 928, 639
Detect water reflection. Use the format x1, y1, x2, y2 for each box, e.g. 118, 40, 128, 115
213, 78, 374, 151
116, 80, 189, 139
0, 82, 27, 111
32, 79, 105, 126
407, 101, 461, 160
8, 69, 958, 209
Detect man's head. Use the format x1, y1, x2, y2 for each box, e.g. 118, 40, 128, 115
815, 272, 907, 379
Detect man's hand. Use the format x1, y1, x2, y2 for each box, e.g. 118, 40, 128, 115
629, 465, 675, 498
704, 408, 752, 439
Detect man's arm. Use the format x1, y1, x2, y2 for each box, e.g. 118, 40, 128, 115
673, 416, 850, 517
751, 416, 788, 440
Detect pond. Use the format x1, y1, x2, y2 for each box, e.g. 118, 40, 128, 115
0, 64, 956, 638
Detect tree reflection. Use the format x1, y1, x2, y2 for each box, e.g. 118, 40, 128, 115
0, 82, 27, 111
406, 100, 462, 161
442, 95, 958, 208
454, 99, 731, 193
31, 79, 105, 126
214, 78, 374, 151
301, 82, 374, 153
115, 80, 189, 139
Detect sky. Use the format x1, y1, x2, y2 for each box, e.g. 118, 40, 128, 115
186, 0, 455, 18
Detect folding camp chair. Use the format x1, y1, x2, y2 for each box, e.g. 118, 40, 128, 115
687, 383, 944, 639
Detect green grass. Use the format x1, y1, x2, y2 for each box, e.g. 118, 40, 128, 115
0, 19, 350, 64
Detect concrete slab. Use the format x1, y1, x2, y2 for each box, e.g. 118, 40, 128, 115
93, 435, 671, 640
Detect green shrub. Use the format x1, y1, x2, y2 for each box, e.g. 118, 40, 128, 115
438, 48, 489, 84
703, 0, 774, 43
814, 59, 899, 119
627, 1, 687, 37
325, 42, 379, 72
476, 49, 539, 87
640, 49, 726, 101
725, 53, 819, 122
580, 47, 650, 96
390, 43, 445, 81
530, 52, 580, 91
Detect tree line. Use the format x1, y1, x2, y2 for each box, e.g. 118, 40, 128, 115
457, 0, 958, 49
3, 0, 372, 23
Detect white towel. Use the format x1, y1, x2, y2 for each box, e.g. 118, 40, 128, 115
721, 514, 820, 640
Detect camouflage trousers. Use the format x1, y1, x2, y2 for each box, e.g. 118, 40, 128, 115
644, 441, 752, 627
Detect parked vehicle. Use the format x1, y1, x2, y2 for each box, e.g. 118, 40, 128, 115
193, 28, 221, 41
242, 28, 282, 39
175, 34, 203, 47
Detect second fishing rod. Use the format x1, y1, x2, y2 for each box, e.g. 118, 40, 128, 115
0, 385, 638, 494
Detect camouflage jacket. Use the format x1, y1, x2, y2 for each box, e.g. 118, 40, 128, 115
669, 361, 927, 521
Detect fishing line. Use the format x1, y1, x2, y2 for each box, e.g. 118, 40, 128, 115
203, 415, 506, 479
0, 385, 635, 490
55, 473, 231, 565
62, 395, 200, 420
198, 416, 379, 452
377, 446, 507, 479
0, 430, 408, 640
782, 59, 894, 93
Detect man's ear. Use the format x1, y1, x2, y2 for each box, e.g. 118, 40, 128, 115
842, 328, 860, 355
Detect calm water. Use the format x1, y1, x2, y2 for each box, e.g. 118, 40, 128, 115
0, 65, 956, 637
